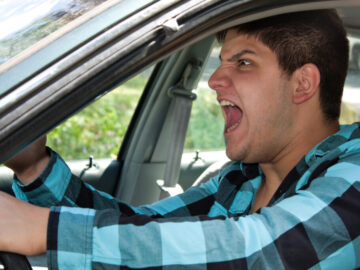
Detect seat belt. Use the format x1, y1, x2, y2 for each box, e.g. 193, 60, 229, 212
152, 59, 201, 198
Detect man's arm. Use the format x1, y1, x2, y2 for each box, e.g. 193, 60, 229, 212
0, 140, 220, 257
5, 138, 141, 212
0, 191, 48, 255
7, 139, 220, 217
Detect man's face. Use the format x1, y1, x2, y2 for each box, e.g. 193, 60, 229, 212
208, 30, 294, 163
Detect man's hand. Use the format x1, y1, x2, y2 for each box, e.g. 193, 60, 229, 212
0, 192, 49, 256
4, 136, 50, 185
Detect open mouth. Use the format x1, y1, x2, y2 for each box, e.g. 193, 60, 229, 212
220, 100, 243, 133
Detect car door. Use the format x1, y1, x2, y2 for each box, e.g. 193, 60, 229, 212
2, 0, 360, 203
1, 0, 360, 269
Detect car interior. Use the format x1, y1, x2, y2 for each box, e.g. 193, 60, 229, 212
0, 0, 360, 269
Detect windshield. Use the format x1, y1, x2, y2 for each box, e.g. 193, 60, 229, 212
0, 0, 109, 66
0, 0, 155, 97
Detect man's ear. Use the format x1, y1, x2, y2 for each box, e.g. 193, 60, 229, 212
292, 63, 320, 104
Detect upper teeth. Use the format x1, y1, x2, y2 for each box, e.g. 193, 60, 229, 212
220, 100, 235, 106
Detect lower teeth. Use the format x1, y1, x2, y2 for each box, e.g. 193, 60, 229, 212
227, 121, 240, 132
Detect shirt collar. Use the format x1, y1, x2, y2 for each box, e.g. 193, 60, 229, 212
305, 122, 360, 167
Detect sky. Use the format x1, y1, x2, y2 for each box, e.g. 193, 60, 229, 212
0, 0, 72, 40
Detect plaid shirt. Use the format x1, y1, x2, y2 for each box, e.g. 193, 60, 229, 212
13, 123, 360, 269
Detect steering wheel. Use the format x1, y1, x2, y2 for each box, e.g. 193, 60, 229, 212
0, 252, 32, 270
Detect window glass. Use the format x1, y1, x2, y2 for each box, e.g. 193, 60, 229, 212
47, 67, 153, 160
340, 34, 360, 124
0, 0, 113, 66
184, 45, 225, 152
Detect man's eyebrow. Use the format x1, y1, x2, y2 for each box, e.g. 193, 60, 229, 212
219, 49, 256, 62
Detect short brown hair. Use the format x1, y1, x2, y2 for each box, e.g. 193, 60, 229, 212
217, 9, 349, 121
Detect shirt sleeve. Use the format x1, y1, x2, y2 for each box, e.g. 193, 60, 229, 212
12, 148, 219, 217
46, 151, 360, 269
12, 148, 131, 211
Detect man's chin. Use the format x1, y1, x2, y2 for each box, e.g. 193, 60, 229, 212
225, 143, 259, 163
226, 146, 245, 162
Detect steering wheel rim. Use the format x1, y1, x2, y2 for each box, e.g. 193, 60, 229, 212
0, 252, 32, 270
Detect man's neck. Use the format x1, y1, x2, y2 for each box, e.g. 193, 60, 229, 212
252, 120, 339, 212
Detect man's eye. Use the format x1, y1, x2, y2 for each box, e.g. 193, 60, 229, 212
238, 59, 251, 66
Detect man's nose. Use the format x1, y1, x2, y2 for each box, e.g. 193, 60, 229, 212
208, 67, 230, 91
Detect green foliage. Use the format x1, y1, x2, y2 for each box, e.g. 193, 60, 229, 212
47, 84, 142, 160
47, 75, 225, 160
185, 89, 225, 150
340, 103, 359, 124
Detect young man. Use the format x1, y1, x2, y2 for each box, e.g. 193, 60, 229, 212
2, 9, 359, 269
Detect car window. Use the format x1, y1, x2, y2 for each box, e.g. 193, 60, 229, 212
341, 34, 360, 123
0, 0, 111, 66
0, 0, 156, 97
184, 44, 225, 152
46, 67, 153, 160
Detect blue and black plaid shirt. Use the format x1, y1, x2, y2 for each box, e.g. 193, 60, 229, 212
13, 123, 360, 269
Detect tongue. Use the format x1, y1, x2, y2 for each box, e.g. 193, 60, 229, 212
224, 106, 242, 130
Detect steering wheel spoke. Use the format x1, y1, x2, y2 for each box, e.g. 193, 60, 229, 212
0, 252, 32, 270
